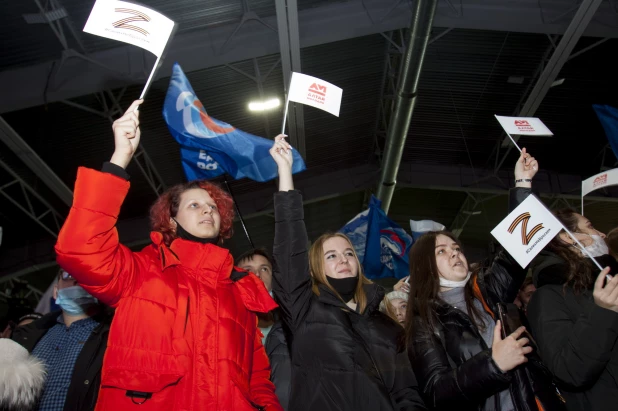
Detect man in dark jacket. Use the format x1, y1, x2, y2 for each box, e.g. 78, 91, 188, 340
12, 268, 112, 411
237, 248, 292, 411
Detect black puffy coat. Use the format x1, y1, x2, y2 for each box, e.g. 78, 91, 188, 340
527, 254, 618, 411
272, 190, 426, 411
265, 316, 292, 411
407, 188, 565, 411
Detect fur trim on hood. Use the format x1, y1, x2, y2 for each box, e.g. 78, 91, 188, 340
0, 338, 46, 411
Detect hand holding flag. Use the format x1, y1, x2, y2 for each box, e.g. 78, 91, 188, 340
110, 99, 144, 169
514, 148, 538, 186
269, 135, 295, 192
269, 135, 294, 171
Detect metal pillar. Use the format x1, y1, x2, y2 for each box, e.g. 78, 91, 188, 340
494, 0, 604, 172
376, 0, 439, 213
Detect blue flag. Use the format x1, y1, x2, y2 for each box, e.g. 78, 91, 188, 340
593, 104, 618, 161
340, 195, 413, 279
163, 63, 307, 182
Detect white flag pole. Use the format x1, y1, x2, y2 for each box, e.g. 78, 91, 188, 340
281, 94, 291, 135
505, 131, 522, 153
281, 74, 293, 135
139, 55, 161, 100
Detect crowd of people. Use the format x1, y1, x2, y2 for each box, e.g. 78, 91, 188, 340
1, 99, 617, 411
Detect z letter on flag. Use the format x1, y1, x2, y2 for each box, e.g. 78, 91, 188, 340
287, 72, 343, 117
84, 0, 175, 57
491, 195, 562, 268
494, 115, 554, 136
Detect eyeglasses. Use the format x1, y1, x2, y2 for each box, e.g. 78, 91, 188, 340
60, 270, 75, 281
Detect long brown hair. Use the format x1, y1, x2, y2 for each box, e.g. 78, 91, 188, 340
404, 231, 486, 346
308, 232, 373, 313
547, 208, 594, 293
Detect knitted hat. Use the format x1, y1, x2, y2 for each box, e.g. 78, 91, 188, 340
379, 290, 409, 313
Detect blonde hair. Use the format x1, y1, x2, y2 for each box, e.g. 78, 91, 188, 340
308, 232, 373, 313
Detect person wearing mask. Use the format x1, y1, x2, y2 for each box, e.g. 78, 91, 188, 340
380, 290, 409, 325
237, 248, 292, 411
0, 338, 46, 411
405, 149, 565, 411
54, 100, 281, 411
526, 225, 618, 410
12, 269, 110, 411
530, 210, 617, 288
269, 135, 426, 411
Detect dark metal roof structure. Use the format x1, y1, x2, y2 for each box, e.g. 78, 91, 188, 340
1, 0, 618, 287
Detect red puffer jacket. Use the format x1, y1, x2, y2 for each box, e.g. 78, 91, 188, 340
55, 167, 281, 411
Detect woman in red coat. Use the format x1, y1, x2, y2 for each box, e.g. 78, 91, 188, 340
55, 100, 281, 411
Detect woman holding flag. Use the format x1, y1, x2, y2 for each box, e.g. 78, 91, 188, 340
269, 135, 427, 411
404, 150, 567, 411
526, 213, 617, 411
54, 100, 282, 411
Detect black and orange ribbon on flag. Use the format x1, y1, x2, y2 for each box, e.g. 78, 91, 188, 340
507, 212, 544, 246
113, 8, 151, 36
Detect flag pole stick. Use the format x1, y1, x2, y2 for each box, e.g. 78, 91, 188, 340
505, 132, 522, 153
280, 74, 293, 134
139, 55, 162, 100
138, 24, 177, 102
223, 176, 255, 249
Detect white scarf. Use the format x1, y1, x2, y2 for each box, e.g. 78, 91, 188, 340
439, 271, 472, 288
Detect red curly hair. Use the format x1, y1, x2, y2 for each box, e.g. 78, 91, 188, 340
150, 180, 235, 246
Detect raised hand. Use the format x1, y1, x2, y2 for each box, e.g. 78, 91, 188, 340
593, 267, 618, 313
491, 321, 533, 372
269, 134, 294, 191
110, 99, 143, 169
514, 147, 538, 187
269, 134, 293, 170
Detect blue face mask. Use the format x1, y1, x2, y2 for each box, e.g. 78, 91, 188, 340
55, 286, 98, 316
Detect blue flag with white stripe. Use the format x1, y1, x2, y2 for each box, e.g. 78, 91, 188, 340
340, 196, 413, 279
163, 63, 306, 182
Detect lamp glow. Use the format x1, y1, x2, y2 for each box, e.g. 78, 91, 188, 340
248, 98, 281, 112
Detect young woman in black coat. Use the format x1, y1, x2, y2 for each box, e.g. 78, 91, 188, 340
405, 149, 566, 411
268, 135, 427, 411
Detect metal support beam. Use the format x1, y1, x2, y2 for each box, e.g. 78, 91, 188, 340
376, 0, 438, 213
495, 0, 604, 172
2, 161, 616, 279
0, 117, 73, 206
0, 158, 64, 238
450, 193, 481, 238
225, 57, 282, 138
5, 0, 617, 114
275, 0, 305, 157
